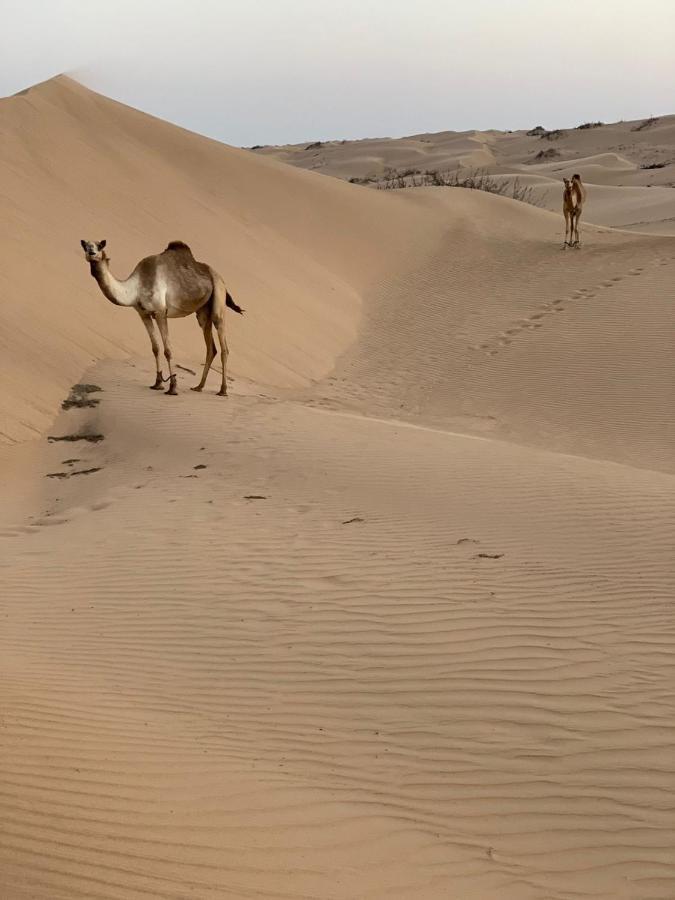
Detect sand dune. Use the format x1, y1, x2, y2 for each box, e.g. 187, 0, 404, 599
255, 115, 675, 233
1, 77, 674, 899
0, 76, 443, 443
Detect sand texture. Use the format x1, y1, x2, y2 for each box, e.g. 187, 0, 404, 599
1, 77, 674, 899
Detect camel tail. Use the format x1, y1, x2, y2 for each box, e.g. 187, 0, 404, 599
226, 291, 244, 315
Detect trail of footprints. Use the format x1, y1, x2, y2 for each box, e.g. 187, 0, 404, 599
472, 261, 650, 356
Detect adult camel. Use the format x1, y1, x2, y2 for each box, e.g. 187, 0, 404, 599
81, 240, 243, 395
562, 174, 586, 248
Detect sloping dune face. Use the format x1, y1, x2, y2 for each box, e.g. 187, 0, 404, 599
1, 78, 675, 900
0, 76, 445, 443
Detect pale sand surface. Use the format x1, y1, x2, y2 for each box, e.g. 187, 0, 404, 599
1, 78, 674, 899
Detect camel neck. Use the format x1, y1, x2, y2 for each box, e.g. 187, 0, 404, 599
89, 257, 134, 307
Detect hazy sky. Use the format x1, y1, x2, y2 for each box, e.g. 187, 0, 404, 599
2, 0, 673, 146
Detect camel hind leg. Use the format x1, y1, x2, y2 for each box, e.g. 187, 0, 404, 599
191, 305, 217, 392
213, 312, 229, 397
210, 276, 229, 396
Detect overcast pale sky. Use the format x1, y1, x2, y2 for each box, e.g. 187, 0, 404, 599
2, 0, 673, 146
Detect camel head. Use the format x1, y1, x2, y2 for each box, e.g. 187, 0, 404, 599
80, 239, 107, 262
563, 178, 572, 190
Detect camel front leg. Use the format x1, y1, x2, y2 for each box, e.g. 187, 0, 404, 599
139, 312, 163, 389
191, 306, 217, 392
155, 313, 177, 395
563, 211, 570, 248
574, 211, 582, 248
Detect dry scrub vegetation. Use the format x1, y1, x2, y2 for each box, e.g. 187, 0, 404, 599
349, 167, 545, 207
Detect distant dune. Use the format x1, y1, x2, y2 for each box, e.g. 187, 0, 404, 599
253, 115, 675, 234
1, 77, 674, 900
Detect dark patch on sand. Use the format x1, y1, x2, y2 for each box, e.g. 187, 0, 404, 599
48, 433, 104, 444
62, 383, 103, 411
46, 467, 102, 479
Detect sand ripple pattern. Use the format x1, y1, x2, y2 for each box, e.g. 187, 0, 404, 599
2, 369, 675, 899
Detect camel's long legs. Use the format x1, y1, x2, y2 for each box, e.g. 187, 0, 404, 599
139, 312, 163, 389
155, 313, 177, 395
213, 310, 229, 397
192, 306, 217, 392
563, 210, 570, 248
574, 210, 582, 247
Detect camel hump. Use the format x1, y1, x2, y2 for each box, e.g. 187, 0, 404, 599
165, 240, 193, 254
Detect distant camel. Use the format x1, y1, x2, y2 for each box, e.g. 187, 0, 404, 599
81, 240, 243, 395
562, 174, 586, 248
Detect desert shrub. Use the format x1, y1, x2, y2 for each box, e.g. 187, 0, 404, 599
540, 129, 565, 141
632, 117, 659, 132
527, 126, 546, 136
305, 141, 324, 150
577, 121, 603, 129
640, 161, 668, 169
533, 148, 560, 161
373, 167, 544, 207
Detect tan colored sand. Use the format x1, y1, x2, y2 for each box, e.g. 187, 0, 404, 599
1, 77, 674, 899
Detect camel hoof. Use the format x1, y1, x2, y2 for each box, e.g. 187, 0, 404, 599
150, 373, 164, 389
191, 385, 204, 392
165, 375, 178, 396
217, 388, 228, 397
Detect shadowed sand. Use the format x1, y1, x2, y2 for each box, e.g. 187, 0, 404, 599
1, 77, 674, 900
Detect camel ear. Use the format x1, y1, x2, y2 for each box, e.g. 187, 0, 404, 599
80, 239, 87, 249
98, 240, 107, 249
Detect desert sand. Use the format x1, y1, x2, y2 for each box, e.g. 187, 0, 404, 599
1, 77, 674, 899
